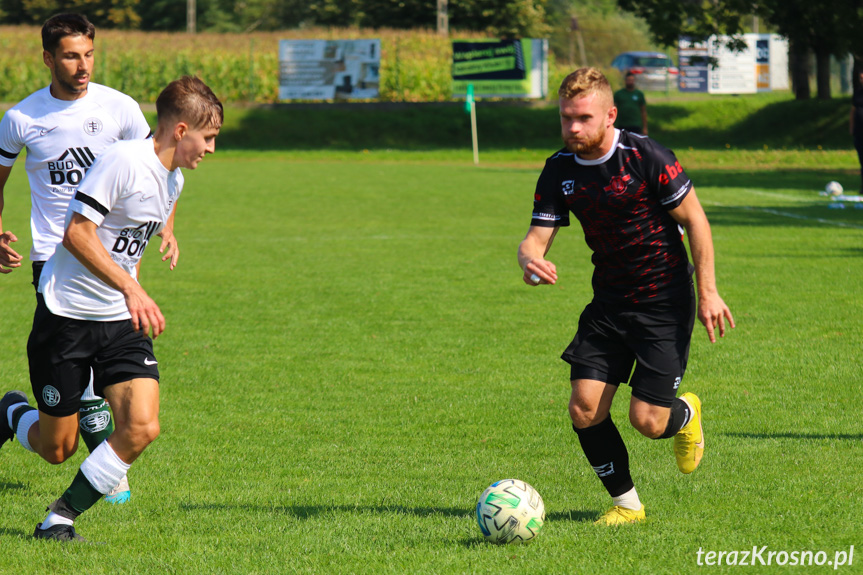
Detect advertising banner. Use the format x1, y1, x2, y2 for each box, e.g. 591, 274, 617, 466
678, 37, 709, 93
278, 40, 380, 100
679, 34, 789, 94
452, 39, 548, 99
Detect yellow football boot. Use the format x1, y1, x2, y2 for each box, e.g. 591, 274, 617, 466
674, 392, 704, 474
594, 505, 646, 526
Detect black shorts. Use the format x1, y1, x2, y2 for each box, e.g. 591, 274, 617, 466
27, 295, 160, 417
561, 289, 695, 407
32, 260, 45, 292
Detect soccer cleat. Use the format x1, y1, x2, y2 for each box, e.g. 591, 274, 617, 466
674, 392, 704, 474
0, 390, 29, 447
33, 523, 86, 542
105, 475, 131, 505
594, 504, 646, 526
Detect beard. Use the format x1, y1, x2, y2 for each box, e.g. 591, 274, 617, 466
53, 64, 88, 96
563, 125, 607, 156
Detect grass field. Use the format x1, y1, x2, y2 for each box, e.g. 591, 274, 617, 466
0, 143, 862, 573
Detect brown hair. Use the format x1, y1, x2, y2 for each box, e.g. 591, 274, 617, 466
156, 76, 223, 130
42, 13, 96, 55
558, 67, 613, 109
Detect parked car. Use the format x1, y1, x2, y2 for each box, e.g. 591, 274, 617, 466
610, 51, 679, 91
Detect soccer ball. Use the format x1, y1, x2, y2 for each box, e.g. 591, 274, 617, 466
475, 479, 545, 544
826, 181, 844, 196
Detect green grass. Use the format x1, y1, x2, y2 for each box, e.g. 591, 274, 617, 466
152, 92, 854, 155
0, 147, 861, 573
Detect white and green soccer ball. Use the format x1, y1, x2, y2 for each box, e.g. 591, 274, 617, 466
826, 181, 844, 196
475, 479, 545, 544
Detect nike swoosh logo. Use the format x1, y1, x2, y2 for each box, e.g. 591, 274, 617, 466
144, 358, 158, 366
40, 126, 59, 136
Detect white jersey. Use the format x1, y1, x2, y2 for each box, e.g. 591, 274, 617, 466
0, 83, 150, 261
40, 139, 183, 321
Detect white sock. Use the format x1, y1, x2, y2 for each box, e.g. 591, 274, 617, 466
39, 512, 74, 530
6, 402, 28, 429
15, 409, 39, 452
680, 397, 694, 427
612, 487, 642, 511
81, 440, 131, 495
81, 372, 99, 401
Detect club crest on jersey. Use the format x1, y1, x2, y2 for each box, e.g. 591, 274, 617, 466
83, 117, 103, 136
603, 173, 632, 194
48, 147, 95, 186
562, 180, 575, 195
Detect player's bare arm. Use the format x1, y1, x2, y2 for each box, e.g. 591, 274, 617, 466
669, 188, 735, 342
0, 165, 23, 273
157, 203, 179, 270
518, 226, 560, 285
63, 213, 166, 338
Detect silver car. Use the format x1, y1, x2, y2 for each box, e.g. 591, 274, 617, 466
611, 51, 679, 91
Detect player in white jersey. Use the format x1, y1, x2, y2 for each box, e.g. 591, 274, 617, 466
1, 75, 222, 542
0, 14, 168, 505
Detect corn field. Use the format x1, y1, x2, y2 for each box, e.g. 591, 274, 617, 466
0, 26, 608, 104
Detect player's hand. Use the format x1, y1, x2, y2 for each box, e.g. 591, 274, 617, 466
523, 258, 558, 286
158, 228, 179, 270
124, 284, 166, 339
697, 292, 735, 343
0, 231, 22, 273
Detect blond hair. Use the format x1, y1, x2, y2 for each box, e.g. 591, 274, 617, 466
558, 67, 613, 109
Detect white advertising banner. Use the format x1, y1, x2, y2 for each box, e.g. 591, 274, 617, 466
279, 40, 381, 100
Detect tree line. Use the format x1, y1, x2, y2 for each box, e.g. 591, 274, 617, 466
2, 0, 859, 99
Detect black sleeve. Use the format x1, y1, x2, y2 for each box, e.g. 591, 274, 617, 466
530, 157, 570, 228
641, 139, 692, 210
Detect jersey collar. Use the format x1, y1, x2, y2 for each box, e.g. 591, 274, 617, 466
573, 129, 620, 167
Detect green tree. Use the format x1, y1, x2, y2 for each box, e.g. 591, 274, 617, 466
758, 0, 862, 99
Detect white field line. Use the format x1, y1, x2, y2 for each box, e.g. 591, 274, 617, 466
705, 189, 863, 230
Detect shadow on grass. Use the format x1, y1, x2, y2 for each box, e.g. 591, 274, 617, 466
0, 482, 27, 491
215, 97, 851, 152
179, 502, 596, 523
0, 527, 31, 538
690, 170, 853, 192
722, 432, 863, 441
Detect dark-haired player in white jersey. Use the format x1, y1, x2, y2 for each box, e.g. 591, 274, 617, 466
0, 13, 170, 505
1, 75, 222, 541
518, 67, 734, 525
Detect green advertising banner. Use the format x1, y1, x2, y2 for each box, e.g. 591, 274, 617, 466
452, 39, 548, 99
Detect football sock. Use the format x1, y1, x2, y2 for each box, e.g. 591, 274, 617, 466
39, 511, 74, 530
573, 415, 634, 497
657, 397, 692, 439
58, 440, 131, 518
13, 407, 39, 452
78, 398, 114, 453
6, 402, 29, 430
612, 486, 642, 511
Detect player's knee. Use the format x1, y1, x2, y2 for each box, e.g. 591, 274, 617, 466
569, 400, 600, 429
629, 410, 665, 438
133, 419, 160, 448
41, 442, 78, 465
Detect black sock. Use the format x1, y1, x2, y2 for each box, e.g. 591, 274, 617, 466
657, 397, 691, 439
572, 415, 634, 497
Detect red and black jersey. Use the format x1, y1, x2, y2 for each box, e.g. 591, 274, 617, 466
531, 129, 693, 305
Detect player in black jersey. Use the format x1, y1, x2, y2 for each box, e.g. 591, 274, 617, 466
518, 67, 734, 525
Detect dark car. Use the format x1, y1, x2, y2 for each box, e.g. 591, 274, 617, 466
611, 51, 679, 91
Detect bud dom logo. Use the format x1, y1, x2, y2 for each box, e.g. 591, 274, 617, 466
112, 221, 159, 258
48, 147, 95, 186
